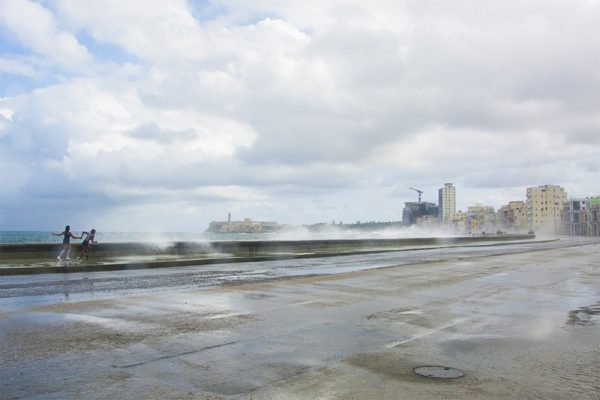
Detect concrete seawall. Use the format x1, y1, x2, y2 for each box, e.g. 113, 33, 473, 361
0, 234, 534, 259
0, 234, 536, 275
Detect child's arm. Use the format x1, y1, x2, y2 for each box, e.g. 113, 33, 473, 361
52, 231, 64, 236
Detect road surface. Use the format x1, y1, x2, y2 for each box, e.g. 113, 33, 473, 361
1, 237, 599, 399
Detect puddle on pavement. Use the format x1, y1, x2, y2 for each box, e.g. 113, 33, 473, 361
414, 366, 464, 379
566, 301, 600, 326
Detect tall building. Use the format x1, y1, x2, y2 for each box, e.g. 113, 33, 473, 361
526, 184, 567, 234
402, 202, 439, 225
438, 183, 456, 225
498, 201, 528, 232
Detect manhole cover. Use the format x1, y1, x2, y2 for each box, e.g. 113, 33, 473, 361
413, 366, 464, 379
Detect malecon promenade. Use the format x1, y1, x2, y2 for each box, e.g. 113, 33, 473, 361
1, 235, 599, 399
1, 234, 535, 275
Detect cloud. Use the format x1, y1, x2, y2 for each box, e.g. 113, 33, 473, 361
0, 0, 92, 71
0, 0, 599, 231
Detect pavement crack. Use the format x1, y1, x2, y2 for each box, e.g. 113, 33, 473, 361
115, 340, 239, 368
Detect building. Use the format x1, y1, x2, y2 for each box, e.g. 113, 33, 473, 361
526, 184, 567, 234
498, 201, 528, 232
206, 216, 280, 233
466, 204, 497, 234
563, 196, 600, 236
562, 198, 588, 235
438, 183, 456, 225
590, 198, 600, 236
402, 201, 439, 225
449, 210, 467, 234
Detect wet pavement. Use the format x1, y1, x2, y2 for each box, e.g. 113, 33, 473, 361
1, 237, 599, 399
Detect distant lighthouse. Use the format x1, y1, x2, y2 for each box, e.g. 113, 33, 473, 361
228, 212, 231, 224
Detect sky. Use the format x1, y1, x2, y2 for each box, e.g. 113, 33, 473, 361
0, 0, 599, 232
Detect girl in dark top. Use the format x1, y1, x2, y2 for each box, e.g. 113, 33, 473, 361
52, 225, 81, 260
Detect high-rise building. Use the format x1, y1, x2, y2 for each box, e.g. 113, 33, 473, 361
438, 183, 456, 225
526, 184, 567, 234
402, 202, 439, 225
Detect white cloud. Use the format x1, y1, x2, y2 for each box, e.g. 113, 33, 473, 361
0, 0, 599, 231
0, 0, 92, 71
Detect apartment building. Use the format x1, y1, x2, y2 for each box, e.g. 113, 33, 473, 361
498, 201, 528, 232
466, 204, 497, 234
449, 210, 467, 234
563, 196, 600, 236
526, 184, 567, 234
590, 199, 600, 236
438, 183, 456, 225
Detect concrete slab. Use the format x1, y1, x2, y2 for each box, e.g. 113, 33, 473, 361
1, 240, 599, 399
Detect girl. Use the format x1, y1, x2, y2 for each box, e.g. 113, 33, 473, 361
52, 225, 81, 260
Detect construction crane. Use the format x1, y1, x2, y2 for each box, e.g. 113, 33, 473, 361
409, 187, 423, 203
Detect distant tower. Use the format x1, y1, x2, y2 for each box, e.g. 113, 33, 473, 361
228, 212, 231, 224
438, 183, 456, 225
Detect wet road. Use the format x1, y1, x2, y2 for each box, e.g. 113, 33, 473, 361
0, 238, 587, 307
1, 237, 599, 399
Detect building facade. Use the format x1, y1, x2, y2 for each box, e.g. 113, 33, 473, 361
438, 183, 456, 226
449, 210, 467, 234
590, 198, 600, 236
562, 196, 600, 236
402, 201, 439, 225
562, 198, 588, 235
466, 204, 497, 234
526, 184, 567, 234
498, 201, 528, 232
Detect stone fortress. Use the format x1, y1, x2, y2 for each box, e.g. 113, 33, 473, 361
206, 213, 281, 233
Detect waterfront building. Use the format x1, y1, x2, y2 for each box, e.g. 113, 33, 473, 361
526, 184, 567, 234
438, 183, 456, 225
498, 201, 528, 232
466, 204, 497, 234
402, 201, 439, 225
562, 198, 588, 235
449, 210, 468, 235
590, 198, 600, 236
562, 196, 600, 236
207, 217, 280, 233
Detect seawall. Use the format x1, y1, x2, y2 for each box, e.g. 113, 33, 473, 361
0, 234, 535, 259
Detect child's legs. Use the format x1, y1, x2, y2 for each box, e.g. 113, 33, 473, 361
58, 244, 68, 258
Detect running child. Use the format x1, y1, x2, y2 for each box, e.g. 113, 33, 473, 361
52, 225, 81, 260
77, 229, 97, 260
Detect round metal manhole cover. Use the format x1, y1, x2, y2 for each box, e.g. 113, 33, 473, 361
413, 366, 464, 379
